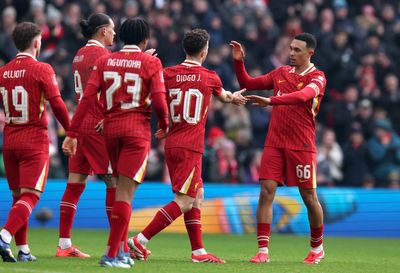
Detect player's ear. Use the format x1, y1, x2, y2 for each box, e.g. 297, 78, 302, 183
309, 48, 314, 57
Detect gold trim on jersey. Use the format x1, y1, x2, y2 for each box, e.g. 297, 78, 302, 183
312, 161, 317, 188
35, 162, 48, 192
311, 96, 319, 117
180, 168, 195, 194
39, 92, 45, 118
133, 153, 149, 183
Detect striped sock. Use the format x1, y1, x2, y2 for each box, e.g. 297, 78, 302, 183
184, 207, 204, 251
142, 201, 182, 240
257, 223, 271, 251
59, 183, 85, 239
310, 225, 324, 249
4, 193, 39, 236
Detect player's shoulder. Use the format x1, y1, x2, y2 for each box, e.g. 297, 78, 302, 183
278, 65, 292, 73
308, 67, 326, 80
35, 61, 55, 73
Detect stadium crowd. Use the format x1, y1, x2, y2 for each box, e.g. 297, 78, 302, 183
1, 0, 400, 188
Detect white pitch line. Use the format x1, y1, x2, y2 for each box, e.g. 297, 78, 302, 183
0, 266, 67, 273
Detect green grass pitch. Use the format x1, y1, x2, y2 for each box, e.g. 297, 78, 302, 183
0, 229, 398, 273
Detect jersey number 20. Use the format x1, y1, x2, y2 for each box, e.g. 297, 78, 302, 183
169, 88, 203, 125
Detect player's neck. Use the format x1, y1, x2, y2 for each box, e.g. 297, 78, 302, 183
89, 37, 106, 47
18, 49, 37, 60
294, 61, 313, 75
185, 56, 203, 66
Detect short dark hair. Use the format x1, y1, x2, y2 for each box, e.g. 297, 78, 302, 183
294, 33, 317, 49
119, 18, 150, 45
12, 22, 41, 51
80, 13, 111, 39
183, 29, 210, 56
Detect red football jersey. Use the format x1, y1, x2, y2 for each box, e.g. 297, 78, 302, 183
164, 60, 223, 153
259, 65, 326, 152
0, 53, 61, 150
72, 39, 110, 135
87, 45, 166, 139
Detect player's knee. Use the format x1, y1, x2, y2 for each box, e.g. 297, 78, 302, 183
303, 194, 320, 209
174, 194, 195, 213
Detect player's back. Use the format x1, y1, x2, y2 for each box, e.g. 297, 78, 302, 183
0, 53, 60, 150
164, 60, 223, 153
95, 45, 164, 139
72, 40, 110, 101
72, 40, 110, 134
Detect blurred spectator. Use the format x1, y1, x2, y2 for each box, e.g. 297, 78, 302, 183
368, 119, 400, 188
317, 128, 343, 186
0, 6, 17, 63
341, 124, 372, 187
377, 74, 400, 133
332, 84, 359, 144
353, 99, 375, 140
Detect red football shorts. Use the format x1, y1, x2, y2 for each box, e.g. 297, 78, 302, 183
259, 146, 317, 189
69, 134, 111, 175
165, 147, 203, 198
3, 149, 49, 192
105, 136, 150, 182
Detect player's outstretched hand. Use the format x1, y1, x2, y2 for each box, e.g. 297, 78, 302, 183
145, 48, 158, 57
232, 88, 247, 106
62, 136, 77, 156
95, 119, 104, 134
245, 95, 271, 107
155, 128, 168, 140
229, 41, 245, 61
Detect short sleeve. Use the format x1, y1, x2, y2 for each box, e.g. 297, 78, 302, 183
40, 64, 61, 100
308, 71, 326, 96
149, 58, 166, 94
86, 56, 106, 92
210, 72, 223, 97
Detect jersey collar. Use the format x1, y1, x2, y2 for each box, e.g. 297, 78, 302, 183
121, 45, 141, 53
289, 63, 316, 76
16, 52, 37, 61
181, 59, 201, 67
86, 39, 105, 48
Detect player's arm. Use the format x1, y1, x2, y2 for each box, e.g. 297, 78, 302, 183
150, 60, 169, 139
48, 96, 70, 131
246, 77, 325, 106
230, 41, 273, 91
40, 64, 70, 131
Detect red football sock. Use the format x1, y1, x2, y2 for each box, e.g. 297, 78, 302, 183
4, 193, 39, 236
142, 201, 182, 240
106, 187, 116, 225
121, 209, 131, 253
59, 183, 85, 238
257, 223, 271, 249
184, 207, 204, 251
107, 201, 131, 258
12, 196, 27, 245
310, 225, 324, 248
